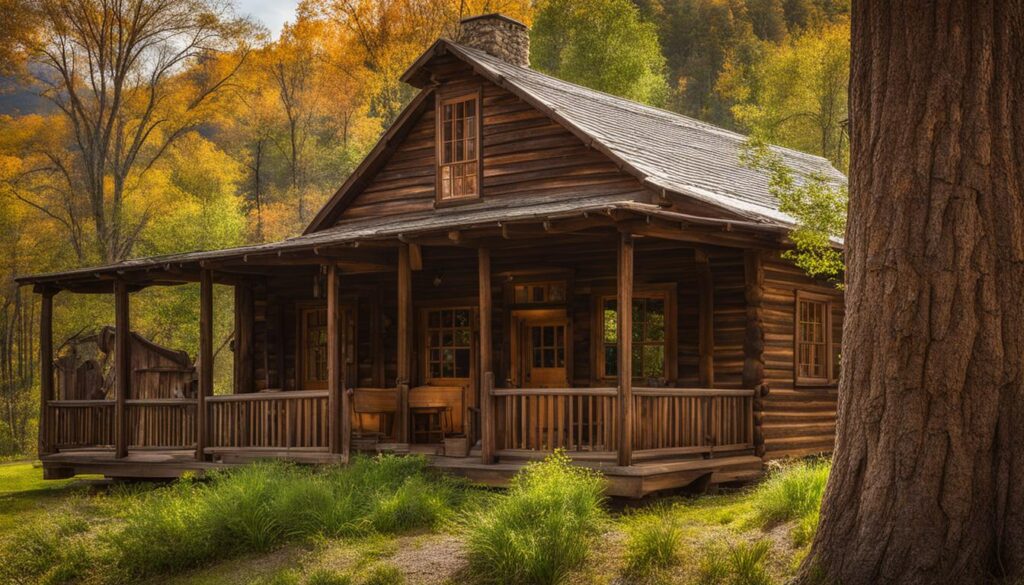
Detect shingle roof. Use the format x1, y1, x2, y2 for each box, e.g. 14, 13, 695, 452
434, 41, 847, 227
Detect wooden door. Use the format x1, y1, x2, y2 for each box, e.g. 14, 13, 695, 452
299, 305, 356, 390
516, 312, 569, 388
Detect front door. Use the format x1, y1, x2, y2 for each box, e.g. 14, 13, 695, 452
299, 304, 356, 390
514, 311, 569, 388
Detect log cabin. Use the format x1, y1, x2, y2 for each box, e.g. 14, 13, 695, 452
17, 14, 846, 497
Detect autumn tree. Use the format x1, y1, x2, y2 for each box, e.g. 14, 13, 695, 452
12, 0, 255, 264
531, 0, 669, 106
802, 2, 1024, 584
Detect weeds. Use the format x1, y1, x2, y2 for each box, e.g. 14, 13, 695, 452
750, 458, 829, 546
622, 507, 684, 577
464, 450, 606, 585
695, 541, 775, 585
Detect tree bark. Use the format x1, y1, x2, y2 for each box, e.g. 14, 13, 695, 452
803, 2, 1024, 584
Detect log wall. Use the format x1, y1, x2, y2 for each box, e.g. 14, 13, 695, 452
760, 252, 843, 459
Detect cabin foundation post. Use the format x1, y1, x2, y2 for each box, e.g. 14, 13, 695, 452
234, 281, 254, 394
114, 280, 131, 459
38, 288, 56, 455
478, 248, 495, 463
327, 264, 350, 461
397, 245, 413, 443
197, 270, 213, 461
617, 233, 634, 467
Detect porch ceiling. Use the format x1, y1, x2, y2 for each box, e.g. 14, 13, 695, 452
16, 194, 790, 293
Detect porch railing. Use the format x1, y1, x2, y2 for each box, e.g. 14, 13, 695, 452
631, 387, 754, 459
126, 398, 197, 449
44, 400, 115, 449
206, 390, 331, 452
493, 387, 619, 457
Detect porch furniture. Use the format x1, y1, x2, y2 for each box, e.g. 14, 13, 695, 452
409, 385, 464, 443
351, 387, 399, 440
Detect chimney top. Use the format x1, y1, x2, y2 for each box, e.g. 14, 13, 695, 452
457, 13, 530, 67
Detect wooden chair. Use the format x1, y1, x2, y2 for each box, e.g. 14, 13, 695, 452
351, 387, 399, 440
408, 385, 464, 444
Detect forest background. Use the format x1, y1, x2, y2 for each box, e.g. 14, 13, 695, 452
0, 0, 850, 457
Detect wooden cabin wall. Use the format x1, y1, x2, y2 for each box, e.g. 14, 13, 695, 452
710, 249, 747, 389
332, 57, 652, 223
760, 253, 843, 460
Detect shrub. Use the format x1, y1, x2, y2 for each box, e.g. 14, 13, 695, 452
751, 459, 830, 528
464, 450, 606, 585
622, 507, 684, 576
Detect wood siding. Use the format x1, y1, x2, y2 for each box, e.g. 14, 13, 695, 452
760, 252, 843, 459
333, 57, 652, 223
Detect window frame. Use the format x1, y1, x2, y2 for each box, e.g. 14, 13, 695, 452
592, 284, 677, 383
435, 89, 483, 205
794, 291, 838, 386
420, 306, 476, 384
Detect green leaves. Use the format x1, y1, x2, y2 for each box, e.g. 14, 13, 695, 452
742, 140, 846, 284
531, 0, 669, 107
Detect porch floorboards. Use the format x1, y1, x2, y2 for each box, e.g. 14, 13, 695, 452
39, 449, 763, 497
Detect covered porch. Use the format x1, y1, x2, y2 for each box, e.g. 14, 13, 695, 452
26, 200, 777, 496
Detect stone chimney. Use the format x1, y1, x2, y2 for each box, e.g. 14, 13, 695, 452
457, 14, 530, 67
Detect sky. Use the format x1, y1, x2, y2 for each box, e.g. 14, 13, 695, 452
235, 0, 301, 38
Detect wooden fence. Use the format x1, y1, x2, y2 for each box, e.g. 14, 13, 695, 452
44, 400, 115, 449
493, 387, 619, 457
126, 399, 197, 449
631, 388, 754, 459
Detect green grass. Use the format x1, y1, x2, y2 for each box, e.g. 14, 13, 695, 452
750, 458, 829, 545
464, 451, 607, 585
695, 541, 775, 585
0, 461, 102, 534
622, 506, 684, 577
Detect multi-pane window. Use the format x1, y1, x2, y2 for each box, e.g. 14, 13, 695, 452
438, 94, 479, 201
796, 293, 839, 384
301, 308, 328, 388
426, 308, 472, 380
601, 295, 668, 380
513, 282, 566, 304
531, 324, 566, 369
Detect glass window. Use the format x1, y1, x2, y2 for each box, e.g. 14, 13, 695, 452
602, 295, 668, 379
302, 308, 328, 388
438, 95, 479, 201
426, 308, 472, 379
797, 296, 833, 382
512, 282, 567, 305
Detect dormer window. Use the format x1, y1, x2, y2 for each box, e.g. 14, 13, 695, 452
437, 92, 481, 202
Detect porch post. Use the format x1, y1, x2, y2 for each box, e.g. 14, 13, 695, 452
327, 264, 350, 460
234, 281, 254, 394
397, 244, 413, 443
695, 249, 715, 388
197, 269, 213, 461
616, 233, 634, 466
743, 250, 767, 456
114, 280, 131, 459
38, 288, 55, 456
478, 247, 495, 464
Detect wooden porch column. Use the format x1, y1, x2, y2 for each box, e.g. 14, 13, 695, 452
234, 281, 254, 394
327, 264, 350, 460
695, 249, 715, 388
617, 233, 634, 467
197, 270, 213, 461
38, 288, 55, 456
478, 248, 495, 464
743, 250, 768, 456
114, 280, 131, 459
397, 245, 413, 443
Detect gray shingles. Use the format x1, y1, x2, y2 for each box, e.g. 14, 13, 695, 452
445, 42, 847, 227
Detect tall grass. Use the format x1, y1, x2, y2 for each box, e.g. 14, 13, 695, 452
464, 451, 606, 585
750, 458, 829, 544
0, 455, 466, 582
622, 506, 684, 577
696, 541, 775, 585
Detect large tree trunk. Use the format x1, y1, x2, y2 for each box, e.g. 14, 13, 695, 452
803, 2, 1024, 584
